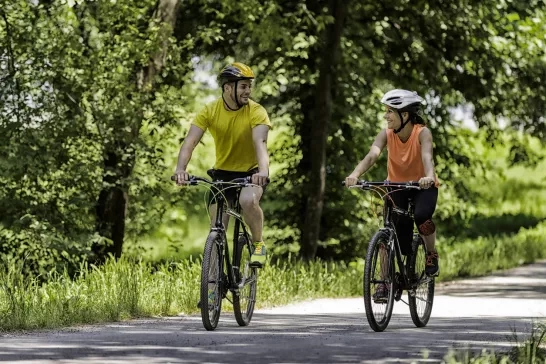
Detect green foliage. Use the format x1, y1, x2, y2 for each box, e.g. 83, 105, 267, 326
217, 0, 546, 260
0, 0, 196, 271
1, 0, 546, 272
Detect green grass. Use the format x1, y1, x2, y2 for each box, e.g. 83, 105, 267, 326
0, 255, 361, 331
437, 221, 546, 281
442, 322, 546, 363
1, 221, 546, 332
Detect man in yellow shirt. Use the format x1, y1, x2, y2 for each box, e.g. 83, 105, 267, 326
173, 62, 271, 266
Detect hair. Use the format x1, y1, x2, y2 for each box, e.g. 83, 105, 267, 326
409, 113, 426, 126
399, 102, 425, 126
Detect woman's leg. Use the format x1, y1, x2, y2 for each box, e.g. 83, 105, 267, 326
413, 187, 439, 275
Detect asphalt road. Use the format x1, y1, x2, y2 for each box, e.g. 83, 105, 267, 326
1, 260, 545, 363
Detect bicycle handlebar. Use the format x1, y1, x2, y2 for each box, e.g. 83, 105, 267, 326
170, 175, 269, 186
342, 180, 421, 189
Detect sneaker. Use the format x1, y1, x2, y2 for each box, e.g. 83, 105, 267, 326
250, 241, 267, 267
373, 283, 389, 303
425, 251, 440, 276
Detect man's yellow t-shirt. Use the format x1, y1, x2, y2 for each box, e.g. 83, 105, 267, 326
192, 98, 272, 172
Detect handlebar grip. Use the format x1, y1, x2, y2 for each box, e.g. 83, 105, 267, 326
171, 174, 195, 183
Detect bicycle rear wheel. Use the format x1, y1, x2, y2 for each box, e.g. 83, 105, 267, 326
363, 230, 395, 332
200, 231, 224, 331
232, 234, 258, 326
408, 235, 435, 327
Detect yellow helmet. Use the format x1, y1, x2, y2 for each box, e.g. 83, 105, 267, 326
218, 62, 255, 88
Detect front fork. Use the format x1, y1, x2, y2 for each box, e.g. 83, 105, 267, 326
385, 229, 413, 301
211, 228, 230, 299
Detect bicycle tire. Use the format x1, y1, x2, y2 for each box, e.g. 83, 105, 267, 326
232, 234, 258, 326
408, 235, 435, 327
363, 230, 395, 332
200, 231, 224, 331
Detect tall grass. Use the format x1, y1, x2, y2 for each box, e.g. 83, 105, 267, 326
1, 222, 545, 331
438, 222, 546, 281
442, 322, 546, 363
0, 256, 361, 331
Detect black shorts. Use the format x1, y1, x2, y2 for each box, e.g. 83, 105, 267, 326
206, 168, 267, 206
388, 187, 438, 255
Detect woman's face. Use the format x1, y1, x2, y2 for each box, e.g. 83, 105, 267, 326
384, 106, 408, 129
384, 107, 400, 130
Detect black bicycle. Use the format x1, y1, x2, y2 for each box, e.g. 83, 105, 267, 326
172, 173, 259, 331
347, 180, 435, 332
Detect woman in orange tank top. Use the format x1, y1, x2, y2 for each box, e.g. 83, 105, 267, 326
345, 89, 440, 284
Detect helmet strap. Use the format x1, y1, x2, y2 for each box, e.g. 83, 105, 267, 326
222, 80, 243, 111
393, 111, 410, 134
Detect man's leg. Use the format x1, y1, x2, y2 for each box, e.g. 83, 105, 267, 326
207, 183, 232, 229
208, 204, 230, 229
239, 186, 265, 264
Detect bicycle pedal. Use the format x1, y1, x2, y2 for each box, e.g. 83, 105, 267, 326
249, 261, 263, 268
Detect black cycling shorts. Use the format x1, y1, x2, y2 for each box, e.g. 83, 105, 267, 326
206, 168, 267, 206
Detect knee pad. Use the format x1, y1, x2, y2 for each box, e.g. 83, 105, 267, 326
418, 219, 436, 236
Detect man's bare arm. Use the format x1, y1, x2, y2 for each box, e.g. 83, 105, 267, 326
252, 125, 270, 186
174, 125, 205, 183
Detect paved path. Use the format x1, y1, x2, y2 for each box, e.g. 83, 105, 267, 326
1, 261, 545, 363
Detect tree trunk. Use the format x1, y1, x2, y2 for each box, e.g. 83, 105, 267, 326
93, 149, 131, 260
300, 0, 348, 261
92, 0, 180, 263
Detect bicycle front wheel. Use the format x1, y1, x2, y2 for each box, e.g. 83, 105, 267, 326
200, 231, 224, 331
408, 235, 435, 327
232, 234, 258, 326
363, 230, 395, 332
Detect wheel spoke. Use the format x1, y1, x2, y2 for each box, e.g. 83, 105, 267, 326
233, 235, 257, 327
364, 231, 395, 332
408, 236, 435, 328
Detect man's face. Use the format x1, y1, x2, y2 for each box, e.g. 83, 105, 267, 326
226, 80, 252, 105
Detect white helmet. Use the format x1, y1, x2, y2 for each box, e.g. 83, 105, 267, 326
381, 89, 424, 110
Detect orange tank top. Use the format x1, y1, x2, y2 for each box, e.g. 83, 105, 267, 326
386, 125, 438, 185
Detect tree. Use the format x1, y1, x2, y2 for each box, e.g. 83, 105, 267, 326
299, 0, 349, 260
91, 0, 181, 262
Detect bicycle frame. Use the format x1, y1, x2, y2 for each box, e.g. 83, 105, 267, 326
210, 187, 253, 295
351, 181, 423, 294
172, 173, 263, 330
382, 198, 418, 294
